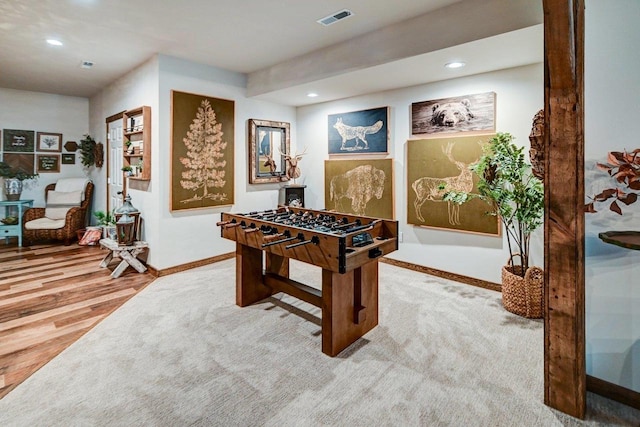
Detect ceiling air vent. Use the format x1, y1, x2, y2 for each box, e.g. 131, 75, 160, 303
317, 9, 354, 26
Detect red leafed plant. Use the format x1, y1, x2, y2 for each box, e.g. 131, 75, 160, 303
585, 148, 640, 215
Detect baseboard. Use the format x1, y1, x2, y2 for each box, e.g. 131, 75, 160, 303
587, 375, 640, 410
380, 257, 501, 292
147, 252, 235, 277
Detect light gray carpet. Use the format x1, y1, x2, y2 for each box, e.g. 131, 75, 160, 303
1, 259, 638, 426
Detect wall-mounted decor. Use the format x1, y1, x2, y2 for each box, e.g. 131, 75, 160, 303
411, 92, 496, 136
248, 119, 290, 184
37, 132, 63, 152
61, 153, 76, 165
36, 154, 60, 173
64, 140, 78, 152
324, 158, 394, 219
170, 90, 235, 211
3, 129, 35, 153
407, 134, 500, 235
2, 153, 35, 176
328, 106, 389, 154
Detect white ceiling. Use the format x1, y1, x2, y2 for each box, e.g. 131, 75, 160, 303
0, 0, 543, 106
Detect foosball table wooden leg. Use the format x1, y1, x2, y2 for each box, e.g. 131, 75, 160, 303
236, 242, 273, 307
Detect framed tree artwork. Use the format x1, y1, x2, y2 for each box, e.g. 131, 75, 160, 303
3, 129, 35, 153
324, 158, 394, 219
170, 90, 235, 211
406, 134, 500, 235
327, 106, 389, 154
411, 92, 496, 136
37, 132, 63, 152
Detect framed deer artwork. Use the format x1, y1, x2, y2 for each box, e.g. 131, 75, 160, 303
406, 134, 500, 235
327, 106, 389, 154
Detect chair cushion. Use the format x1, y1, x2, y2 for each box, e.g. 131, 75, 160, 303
55, 178, 90, 201
45, 190, 83, 220
25, 217, 66, 230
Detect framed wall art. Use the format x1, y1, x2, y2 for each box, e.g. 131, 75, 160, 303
327, 106, 389, 154
406, 134, 500, 235
324, 158, 394, 219
411, 92, 496, 136
61, 153, 76, 164
2, 153, 35, 176
37, 132, 63, 152
170, 90, 235, 211
3, 129, 35, 153
248, 119, 290, 184
36, 154, 60, 173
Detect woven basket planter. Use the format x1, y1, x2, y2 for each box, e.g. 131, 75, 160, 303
501, 256, 544, 319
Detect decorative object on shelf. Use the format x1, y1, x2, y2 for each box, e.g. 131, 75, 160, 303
443, 133, 544, 318
171, 91, 234, 211
407, 134, 500, 235
283, 185, 306, 207
80, 134, 97, 167
122, 106, 151, 187
280, 146, 307, 184
0, 160, 39, 201
2, 129, 35, 153
61, 153, 75, 165
411, 92, 496, 136
36, 154, 60, 173
121, 165, 133, 176
64, 140, 78, 152
37, 132, 63, 152
528, 109, 545, 182
324, 158, 394, 219
327, 106, 389, 154
248, 119, 290, 184
585, 147, 639, 215
114, 194, 140, 242
95, 142, 104, 168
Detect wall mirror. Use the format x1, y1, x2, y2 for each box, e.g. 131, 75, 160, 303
248, 119, 290, 184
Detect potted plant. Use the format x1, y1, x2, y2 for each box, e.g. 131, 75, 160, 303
0, 161, 39, 201
93, 210, 116, 239
121, 165, 133, 176
80, 134, 97, 167
443, 133, 544, 318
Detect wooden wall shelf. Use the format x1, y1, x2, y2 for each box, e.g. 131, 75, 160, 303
122, 106, 151, 184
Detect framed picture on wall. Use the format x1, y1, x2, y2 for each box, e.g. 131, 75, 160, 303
37, 132, 63, 152
248, 119, 290, 184
3, 129, 35, 153
324, 158, 394, 219
406, 134, 500, 235
411, 92, 496, 136
170, 90, 235, 211
36, 154, 60, 173
327, 106, 389, 154
61, 153, 76, 164
2, 153, 35, 176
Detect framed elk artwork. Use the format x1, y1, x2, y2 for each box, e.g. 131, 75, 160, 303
327, 106, 389, 154
411, 92, 496, 136
324, 158, 394, 219
170, 90, 235, 211
406, 134, 500, 235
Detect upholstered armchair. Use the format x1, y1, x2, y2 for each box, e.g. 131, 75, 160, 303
22, 179, 94, 246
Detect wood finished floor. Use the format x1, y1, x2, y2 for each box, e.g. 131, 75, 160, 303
0, 239, 155, 399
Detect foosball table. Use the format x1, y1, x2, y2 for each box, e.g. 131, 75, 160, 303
218, 206, 398, 356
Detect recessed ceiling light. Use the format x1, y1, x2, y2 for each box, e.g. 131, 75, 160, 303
307, 92, 319, 98
46, 39, 63, 46
445, 61, 466, 69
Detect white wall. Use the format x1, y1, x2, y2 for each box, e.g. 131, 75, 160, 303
297, 64, 543, 283
585, 0, 640, 392
0, 88, 89, 206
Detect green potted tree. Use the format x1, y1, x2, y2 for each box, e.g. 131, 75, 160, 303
0, 161, 39, 201
443, 133, 544, 318
93, 210, 116, 240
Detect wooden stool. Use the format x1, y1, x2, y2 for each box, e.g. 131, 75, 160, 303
99, 239, 148, 278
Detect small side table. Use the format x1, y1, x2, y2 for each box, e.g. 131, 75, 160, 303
99, 238, 149, 278
0, 199, 34, 246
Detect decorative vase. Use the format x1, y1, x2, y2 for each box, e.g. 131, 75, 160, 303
501, 255, 544, 319
4, 178, 23, 201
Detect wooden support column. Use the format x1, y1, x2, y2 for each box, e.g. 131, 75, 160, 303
543, 0, 586, 419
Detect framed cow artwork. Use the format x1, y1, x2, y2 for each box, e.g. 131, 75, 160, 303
411, 92, 496, 136
324, 158, 394, 219
327, 106, 389, 154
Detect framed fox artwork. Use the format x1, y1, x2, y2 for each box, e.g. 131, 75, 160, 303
327, 106, 389, 155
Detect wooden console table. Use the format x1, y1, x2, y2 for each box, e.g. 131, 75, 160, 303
99, 239, 148, 278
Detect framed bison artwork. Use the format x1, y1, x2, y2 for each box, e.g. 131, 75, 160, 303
324, 158, 394, 219
411, 92, 496, 136
406, 134, 500, 235
327, 106, 389, 154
